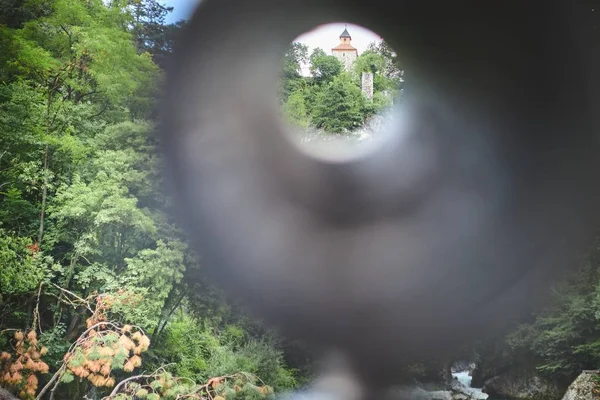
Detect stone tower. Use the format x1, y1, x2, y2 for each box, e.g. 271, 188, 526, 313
331, 26, 358, 71
361, 72, 374, 100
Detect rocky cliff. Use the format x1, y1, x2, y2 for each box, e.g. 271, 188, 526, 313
561, 371, 599, 400
482, 371, 561, 400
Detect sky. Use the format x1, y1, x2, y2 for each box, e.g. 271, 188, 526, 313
161, 0, 382, 56
163, 0, 197, 22
295, 23, 381, 56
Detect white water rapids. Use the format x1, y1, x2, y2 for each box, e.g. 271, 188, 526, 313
452, 371, 487, 399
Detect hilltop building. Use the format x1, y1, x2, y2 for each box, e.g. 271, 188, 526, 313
331, 27, 358, 71
331, 26, 374, 100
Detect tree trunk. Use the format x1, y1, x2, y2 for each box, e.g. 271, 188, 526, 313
39, 77, 54, 245
37, 144, 49, 244
65, 311, 82, 341
152, 291, 185, 342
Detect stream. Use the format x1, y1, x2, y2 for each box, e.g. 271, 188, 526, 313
452, 371, 488, 399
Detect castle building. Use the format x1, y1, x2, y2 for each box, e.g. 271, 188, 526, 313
331, 26, 374, 100
331, 27, 358, 71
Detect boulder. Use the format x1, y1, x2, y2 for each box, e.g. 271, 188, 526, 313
413, 363, 454, 392
483, 371, 561, 400
451, 379, 488, 400
466, 391, 489, 400
452, 361, 476, 374
0, 387, 18, 400
561, 370, 599, 400
431, 391, 454, 400
452, 394, 469, 400
391, 387, 450, 400
470, 366, 486, 388
392, 387, 486, 400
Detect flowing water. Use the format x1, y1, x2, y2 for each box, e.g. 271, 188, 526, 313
452, 371, 487, 398
453, 371, 476, 388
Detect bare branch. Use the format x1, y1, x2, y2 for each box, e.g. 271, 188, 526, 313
104, 364, 175, 399
50, 283, 94, 314
32, 283, 44, 334
34, 364, 66, 400
89, 102, 109, 119
36, 320, 147, 400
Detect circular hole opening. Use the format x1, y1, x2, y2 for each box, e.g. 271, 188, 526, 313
279, 23, 404, 161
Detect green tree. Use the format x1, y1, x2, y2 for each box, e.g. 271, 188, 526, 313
0, 230, 44, 298
309, 48, 343, 85
311, 74, 366, 133
354, 51, 385, 75
473, 245, 600, 390
366, 40, 403, 82
284, 42, 308, 78
0, 2, 303, 399
281, 42, 308, 100
282, 91, 310, 128
127, 0, 185, 68
355, 48, 400, 95
0, 0, 54, 28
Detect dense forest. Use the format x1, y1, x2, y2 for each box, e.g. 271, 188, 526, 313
0, 1, 302, 399
1, 1, 600, 400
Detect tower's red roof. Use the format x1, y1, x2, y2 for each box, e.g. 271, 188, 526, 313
332, 43, 358, 52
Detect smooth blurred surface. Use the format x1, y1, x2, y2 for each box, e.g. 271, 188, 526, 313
161, 0, 600, 390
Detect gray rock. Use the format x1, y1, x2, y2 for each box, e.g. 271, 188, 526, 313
452, 394, 469, 400
462, 389, 489, 400
561, 370, 599, 400
390, 387, 447, 400
470, 366, 486, 388
483, 372, 561, 400
452, 361, 476, 373
430, 391, 454, 400
391, 386, 488, 400
452, 385, 489, 400
450, 373, 488, 400
451, 378, 466, 391
429, 389, 487, 400
0, 387, 18, 400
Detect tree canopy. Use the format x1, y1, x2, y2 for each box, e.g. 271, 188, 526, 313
311, 74, 366, 132
0, 1, 302, 399
309, 48, 343, 85
280, 41, 402, 134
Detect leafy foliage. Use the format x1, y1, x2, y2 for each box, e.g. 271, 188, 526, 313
354, 46, 401, 95
475, 243, 600, 386
0, 231, 44, 297
309, 48, 343, 85
0, 331, 49, 400
280, 41, 402, 134
282, 91, 310, 128
0, 1, 301, 399
61, 296, 151, 389
148, 315, 298, 392
311, 73, 366, 133
104, 371, 274, 400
